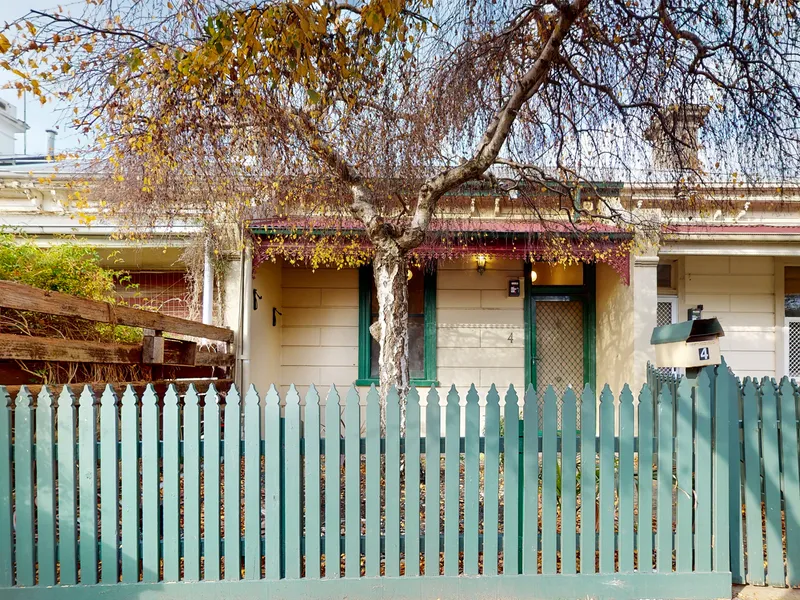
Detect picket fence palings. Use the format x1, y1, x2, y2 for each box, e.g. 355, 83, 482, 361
463, 385, 480, 576
35, 387, 57, 586
79, 386, 99, 585
405, 386, 422, 577
618, 384, 635, 574
742, 379, 765, 585
541, 387, 557, 575
760, 379, 784, 587
14, 388, 34, 587
599, 384, 615, 574
522, 385, 539, 576
580, 384, 596, 574
695, 370, 713, 573
304, 385, 322, 580
58, 387, 79, 585
326, 385, 343, 578
0, 370, 784, 596
443, 385, 460, 576
713, 366, 731, 576
424, 387, 441, 577
183, 385, 201, 582
385, 386, 401, 577
656, 385, 674, 573
0, 387, 11, 588
675, 378, 693, 573
203, 384, 222, 582
163, 385, 181, 583
248, 385, 265, 580
285, 385, 302, 580
264, 386, 281, 580
637, 385, 654, 572
729, 376, 745, 584
483, 385, 501, 576
344, 385, 361, 579
780, 377, 800, 586
364, 385, 380, 577
503, 385, 520, 575
99, 386, 119, 585
223, 385, 242, 581
561, 387, 578, 575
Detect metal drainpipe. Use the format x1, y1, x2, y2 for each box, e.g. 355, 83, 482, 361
201, 235, 214, 325
238, 240, 253, 390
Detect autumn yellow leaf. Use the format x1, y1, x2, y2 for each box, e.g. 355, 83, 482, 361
0, 33, 10, 54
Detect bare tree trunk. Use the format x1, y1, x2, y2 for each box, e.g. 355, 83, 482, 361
370, 243, 410, 418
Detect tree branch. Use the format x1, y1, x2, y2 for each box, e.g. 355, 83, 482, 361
397, 0, 590, 250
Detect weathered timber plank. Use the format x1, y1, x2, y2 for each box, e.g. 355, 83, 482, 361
0, 333, 233, 367
0, 280, 233, 342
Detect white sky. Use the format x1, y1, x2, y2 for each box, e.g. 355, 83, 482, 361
0, 1, 88, 156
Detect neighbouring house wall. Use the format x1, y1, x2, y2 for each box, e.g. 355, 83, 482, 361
279, 266, 359, 393
680, 255, 775, 379
596, 262, 634, 395
248, 259, 283, 392
437, 257, 526, 397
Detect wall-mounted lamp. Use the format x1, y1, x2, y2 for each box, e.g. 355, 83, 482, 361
476, 255, 487, 275
407, 269, 413, 281
530, 269, 538, 284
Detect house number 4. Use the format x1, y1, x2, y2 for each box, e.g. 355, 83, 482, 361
508, 333, 514, 344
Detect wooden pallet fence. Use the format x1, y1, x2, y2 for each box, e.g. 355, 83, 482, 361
0, 368, 734, 600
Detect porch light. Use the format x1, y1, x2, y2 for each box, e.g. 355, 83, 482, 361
476, 255, 487, 275
530, 269, 538, 283
407, 269, 413, 280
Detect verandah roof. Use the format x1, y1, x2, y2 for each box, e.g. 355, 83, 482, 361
250, 217, 633, 284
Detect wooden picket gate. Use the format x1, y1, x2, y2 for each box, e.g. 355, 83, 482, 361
0, 367, 734, 599
727, 376, 800, 587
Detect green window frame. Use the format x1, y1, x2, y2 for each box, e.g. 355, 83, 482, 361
356, 265, 438, 386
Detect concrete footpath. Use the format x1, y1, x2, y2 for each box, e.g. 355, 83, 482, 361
734, 585, 800, 600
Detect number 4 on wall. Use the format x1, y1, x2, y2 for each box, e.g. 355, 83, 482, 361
508, 333, 514, 344
699, 347, 710, 361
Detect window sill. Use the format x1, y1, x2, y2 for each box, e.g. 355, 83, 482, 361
354, 378, 440, 388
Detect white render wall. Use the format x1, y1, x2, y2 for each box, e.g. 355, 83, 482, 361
679, 255, 776, 379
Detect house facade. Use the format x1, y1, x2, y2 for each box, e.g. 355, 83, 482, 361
241, 198, 798, 399
1, 103, 798, 395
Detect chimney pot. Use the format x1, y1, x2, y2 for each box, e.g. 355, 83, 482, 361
45, 129, 57, 156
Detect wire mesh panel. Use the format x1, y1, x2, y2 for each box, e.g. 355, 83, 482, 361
535, 300, 584, 427
789, 319, 800, 378
657, 300, 675, 327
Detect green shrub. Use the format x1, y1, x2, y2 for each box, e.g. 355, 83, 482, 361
0, 232, 144, 384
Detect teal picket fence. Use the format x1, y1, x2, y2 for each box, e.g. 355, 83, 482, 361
646, 363, 800, 588
0, 369, 734, 599
727, 376, 800, 588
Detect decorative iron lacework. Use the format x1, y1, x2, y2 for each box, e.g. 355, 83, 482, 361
250, 219, 632, 284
